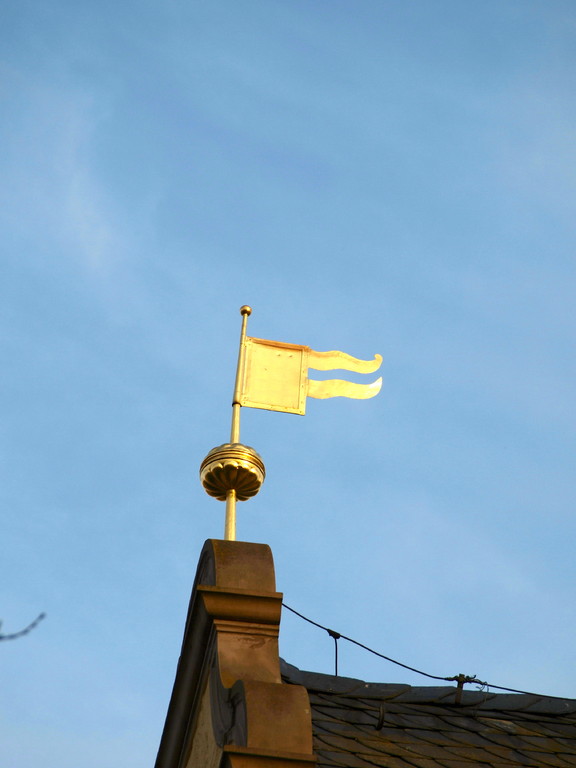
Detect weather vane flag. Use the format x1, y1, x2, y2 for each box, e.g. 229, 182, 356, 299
200, 306, 382, 540
239, 337, 382, 414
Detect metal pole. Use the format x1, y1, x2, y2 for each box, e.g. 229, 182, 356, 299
224, 489, 237, 541
230, 305, 251, 443
225, 305, 251, 540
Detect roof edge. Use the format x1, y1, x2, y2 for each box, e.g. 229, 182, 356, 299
280, 659, 576, 714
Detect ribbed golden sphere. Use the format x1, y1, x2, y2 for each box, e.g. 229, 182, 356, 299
200, 443, 265, 501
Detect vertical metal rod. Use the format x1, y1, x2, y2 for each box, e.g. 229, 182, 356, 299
328, 629, 341, 676
230, 403, 241, 444
230, 305, 251, 443
224, 306, 251, 541
334, 635, 339, 676
224, 489, 237, 541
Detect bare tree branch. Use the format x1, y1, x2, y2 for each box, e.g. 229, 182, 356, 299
0, 613, 46, 641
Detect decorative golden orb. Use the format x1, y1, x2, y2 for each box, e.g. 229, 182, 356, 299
200, 443, 265, 501
239, 305, 252, 316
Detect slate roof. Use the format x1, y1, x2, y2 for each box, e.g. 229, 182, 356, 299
281, 661, 576, 768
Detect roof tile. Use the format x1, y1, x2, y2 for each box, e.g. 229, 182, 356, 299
282, 661, 576, 768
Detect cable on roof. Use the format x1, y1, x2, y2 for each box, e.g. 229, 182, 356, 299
283, 602, 450, 681
282, 602, 571, 700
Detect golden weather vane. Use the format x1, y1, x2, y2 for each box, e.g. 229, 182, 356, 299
200, 306, 382, 541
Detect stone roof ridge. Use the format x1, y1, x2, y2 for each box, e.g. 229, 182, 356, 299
281, 659, 412, 698
280, 659, 576, 715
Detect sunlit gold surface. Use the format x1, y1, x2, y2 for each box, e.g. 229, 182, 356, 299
200, 443, 265, 502
224, 489, 237, 541
230, 307, 252, 442
308, 350, 382, 373
240, 337, 308, 415
238, 335, 383, 415
307, 375, 382, 400
200, 305, 382, 542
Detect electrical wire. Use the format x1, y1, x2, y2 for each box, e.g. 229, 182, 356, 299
282, 602, 573, 700
283, 603, 449, 681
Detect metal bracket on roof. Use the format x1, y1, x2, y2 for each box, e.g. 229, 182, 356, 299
447, 673, 483, 704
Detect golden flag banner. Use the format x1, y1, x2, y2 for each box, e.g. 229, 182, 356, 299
200, 307, 384, 542
239, 336, 382, 415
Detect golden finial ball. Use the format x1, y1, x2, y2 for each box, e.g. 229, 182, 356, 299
200, 443, 265, 501
240, 305, 252, 316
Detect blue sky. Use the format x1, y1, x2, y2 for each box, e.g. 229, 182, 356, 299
2, 1, 576, 766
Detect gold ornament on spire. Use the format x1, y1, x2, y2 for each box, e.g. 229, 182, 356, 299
200, 306, 383, 541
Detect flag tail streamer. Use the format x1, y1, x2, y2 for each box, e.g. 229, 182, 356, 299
307, 376, 382, 400
308, 350, 382, 374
